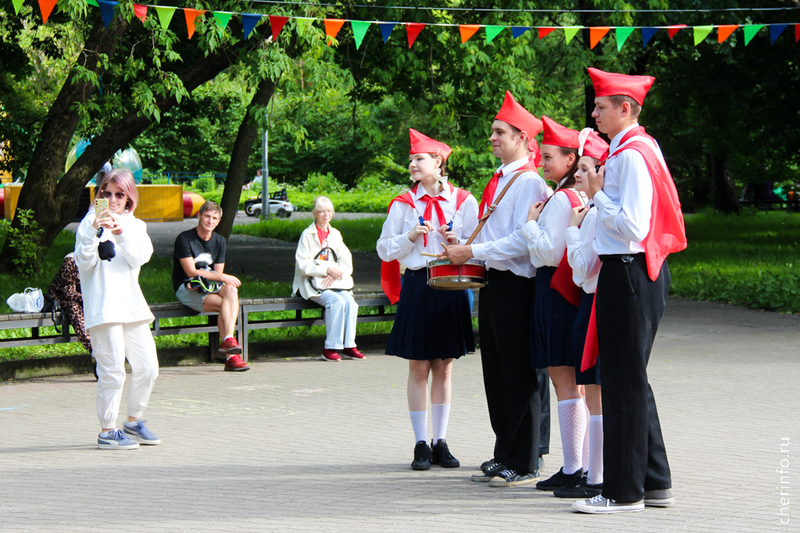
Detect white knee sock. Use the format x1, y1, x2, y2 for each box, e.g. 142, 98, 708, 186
582, 400, 591, 471
558, 398, 588, 475
409, 410, 428, 444
431, 403, 451, 443
587, 415, 604, 485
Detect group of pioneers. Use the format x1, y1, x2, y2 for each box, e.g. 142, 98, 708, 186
74, 66, 686, 516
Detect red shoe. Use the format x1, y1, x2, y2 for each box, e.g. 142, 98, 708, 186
341, 347, 365, 360
219, 337, 243, 355
320, 349, 342, 362
224, 354, 250, 371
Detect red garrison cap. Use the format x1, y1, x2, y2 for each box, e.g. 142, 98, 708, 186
541, 116, 580, 149
587, 67, 655, 106
577, 128, 609, 160
409, 128, 452, 161
495, 91, 543, 152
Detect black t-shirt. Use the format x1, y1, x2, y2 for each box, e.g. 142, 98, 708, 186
172, 229, 226, 292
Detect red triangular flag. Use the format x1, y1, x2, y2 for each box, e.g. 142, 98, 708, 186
667, 24, 687, 39
269, 15, 289, 40
406, 22, 425, 48
38, 0, 58, 23
459, 24, 480, 43
324, 19, 345, 46
590, 27, 610, 49
718, 25, 738, 43
539, 27, 555, 39
133, 4, 148, 22
795, 23, 800, 42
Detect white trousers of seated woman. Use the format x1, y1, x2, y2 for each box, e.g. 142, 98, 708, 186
310, 290, 358, 349
89, 320, 159, 429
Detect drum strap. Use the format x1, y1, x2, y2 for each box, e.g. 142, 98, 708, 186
465, 169, 527, 245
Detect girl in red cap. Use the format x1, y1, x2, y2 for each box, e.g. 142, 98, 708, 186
523, 116, 588, 493
551, 128, 610, 500
377, 129, 478, 471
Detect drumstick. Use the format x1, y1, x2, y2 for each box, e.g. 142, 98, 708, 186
420, 252, 440, 258
441, 242, 449, 251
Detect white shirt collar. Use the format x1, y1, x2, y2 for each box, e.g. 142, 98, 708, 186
497, 156, 531, 176
414, 180, 453, 200
609, 122, 639, 155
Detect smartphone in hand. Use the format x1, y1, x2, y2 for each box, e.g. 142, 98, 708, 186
94, 197, 108, 218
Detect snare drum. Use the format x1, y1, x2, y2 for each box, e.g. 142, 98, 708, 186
427, 258, 487, 290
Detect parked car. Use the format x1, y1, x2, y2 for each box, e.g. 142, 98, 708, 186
247, 198, 294, 218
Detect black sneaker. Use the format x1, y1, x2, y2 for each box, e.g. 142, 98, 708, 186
488, 469, 540, 488
471, 460, 506, 482
411, 440, 431, 470
535, 467, 584, 491
480, 458, 497, 472
553, 477, 603, 498
431, 439, 460, 468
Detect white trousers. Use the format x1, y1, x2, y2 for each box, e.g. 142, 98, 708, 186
89, 320, 159, 429
310, 290, 359, 350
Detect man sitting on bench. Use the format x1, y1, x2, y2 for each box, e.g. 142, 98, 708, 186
173, 201, 249, 372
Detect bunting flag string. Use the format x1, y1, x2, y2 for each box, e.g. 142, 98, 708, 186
19, 1, 800, 52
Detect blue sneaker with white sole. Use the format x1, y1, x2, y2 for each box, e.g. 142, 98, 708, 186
123, 420, 162, 445
98, 429, 140, 450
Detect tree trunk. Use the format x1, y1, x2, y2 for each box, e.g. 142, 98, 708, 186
216, 76, 280, 239
709, 152, 741, 213
0, 38, 243, 271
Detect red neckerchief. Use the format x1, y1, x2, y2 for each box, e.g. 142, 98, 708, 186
581, 125, 687, 373
478, 160, 538, 218
549, 189, 583, 307
380, 183, 471, 304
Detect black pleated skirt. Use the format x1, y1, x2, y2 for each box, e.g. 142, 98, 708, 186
573, 289, 601, 385
385, 268, 475, 361
531, 266, 578, 369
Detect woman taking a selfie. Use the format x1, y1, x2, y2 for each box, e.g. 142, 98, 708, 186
75, 169, 160, 450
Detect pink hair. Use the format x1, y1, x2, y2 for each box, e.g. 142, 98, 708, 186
97, 169, 138, 214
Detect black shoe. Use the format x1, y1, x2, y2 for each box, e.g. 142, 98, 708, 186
553, 477, 603, 498
411, 440, 431, 470
535, 467, 584, 491
480, 458, 497, 472
431, 439, 460, 468
472, 460, 507, 482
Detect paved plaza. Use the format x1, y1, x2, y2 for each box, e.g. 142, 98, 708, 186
1, 298, 799, 532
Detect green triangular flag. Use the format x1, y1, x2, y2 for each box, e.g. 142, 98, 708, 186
693, 25, 713, 46
743, 24, 763, 45
351, 20, 370, 49
12, 0, 24, 14
485, 25, 505, 44
616, 27, 635, 51
155, 6, 176, 31
213, 11, 233, 30
85, 0, 99, 6
564, 27, 582, 44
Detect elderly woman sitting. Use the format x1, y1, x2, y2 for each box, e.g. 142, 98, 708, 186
292, 196, 365, 362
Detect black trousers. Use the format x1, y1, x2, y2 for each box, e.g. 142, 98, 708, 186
596, 254, 672, 502
479, 269, 548, 473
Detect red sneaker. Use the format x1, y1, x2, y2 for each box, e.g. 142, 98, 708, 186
219, 337, 243, 355
320, 349, 342, 362
224, 354, 250, 372
341, 347, 366, 360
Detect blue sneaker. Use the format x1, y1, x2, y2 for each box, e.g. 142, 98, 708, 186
123, 420, 162, 445
98, 429, 139, 450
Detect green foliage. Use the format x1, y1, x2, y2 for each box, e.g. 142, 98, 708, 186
232, 215, 386, 253
278, 181, 405, 213
6, 209, 45, 277
669, 211, 800, 313
303, 172, 345, 194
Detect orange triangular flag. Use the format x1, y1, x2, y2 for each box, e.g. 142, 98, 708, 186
184, 8, 205, 39
539, 27, 555, 39
718, 24, 738, 43
667, 24, 687, 39
459, 24, 480, 43
324, 19, 345, 46
590, 27, 610, 49
38, 0, 58, 23
407, 22, 425, 48
133, 4, 148, 23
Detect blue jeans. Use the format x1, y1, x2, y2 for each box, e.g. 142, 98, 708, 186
310, 290, 359, 350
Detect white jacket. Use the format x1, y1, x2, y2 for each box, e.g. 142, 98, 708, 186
293, 222, 354, 300
74, 211, 155, 330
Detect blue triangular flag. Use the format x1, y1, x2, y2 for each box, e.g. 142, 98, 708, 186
512, 26, 531, 39
97, 0, 118, 29
379, 22, 397, 43
641, 27, 659, 47
242, 13, 263, 40
770, 24, 788, 44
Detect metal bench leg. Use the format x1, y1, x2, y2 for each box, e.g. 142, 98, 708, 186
208, 315, 219, 363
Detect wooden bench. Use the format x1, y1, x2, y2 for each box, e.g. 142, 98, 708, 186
0, 292, 399, 362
